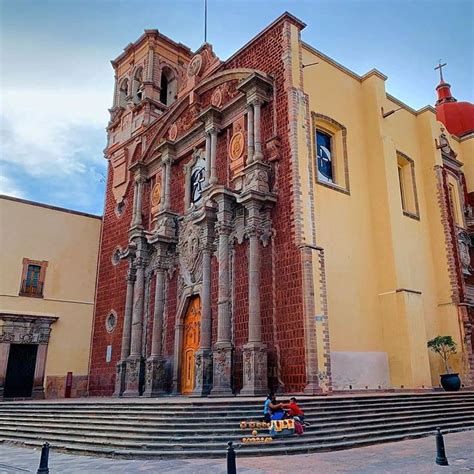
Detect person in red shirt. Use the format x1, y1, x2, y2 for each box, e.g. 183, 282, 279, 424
283, 397, 310, 425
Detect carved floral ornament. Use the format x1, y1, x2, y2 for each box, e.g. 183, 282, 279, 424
211, 87, 223, 108
229, 131, 245, 161
168, 123, 178, 141
187, 54, 203, 77
151, 181, 162, 207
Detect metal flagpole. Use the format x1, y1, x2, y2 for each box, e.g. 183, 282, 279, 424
204, 0, 208, 43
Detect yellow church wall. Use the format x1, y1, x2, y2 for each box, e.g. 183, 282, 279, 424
0, 196, 101, 390
459, 135, 474, 193
299, 43, 469, 390
300, 47, 389, 389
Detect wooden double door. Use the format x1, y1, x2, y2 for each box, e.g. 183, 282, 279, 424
180, 296, 201, 394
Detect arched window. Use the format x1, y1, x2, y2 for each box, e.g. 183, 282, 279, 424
132, 67, 144, 103
160, 67, 177, 106
118, 78, 129, 107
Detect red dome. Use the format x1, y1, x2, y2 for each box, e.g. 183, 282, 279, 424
435, 81, 474, 137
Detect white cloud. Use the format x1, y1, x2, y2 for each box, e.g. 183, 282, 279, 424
0, 86, 110, 212
0, 175, 25, 198
1, 87, 110, 176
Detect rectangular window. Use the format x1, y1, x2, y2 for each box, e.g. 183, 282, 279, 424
397, 152, 419, 219
312, 113, 350, 194
20, 259, 47, 297
26, 265, 41, 290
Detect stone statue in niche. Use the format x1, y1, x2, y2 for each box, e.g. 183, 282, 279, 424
458, 230, 472, 275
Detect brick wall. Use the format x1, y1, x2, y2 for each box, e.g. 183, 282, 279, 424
90, 16, 308, 395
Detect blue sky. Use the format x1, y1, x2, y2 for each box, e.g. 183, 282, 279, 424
1, 0, 472, 215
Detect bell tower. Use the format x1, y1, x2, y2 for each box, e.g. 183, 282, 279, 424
107, 30, 192, 150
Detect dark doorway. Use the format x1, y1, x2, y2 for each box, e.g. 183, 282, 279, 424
4, 344, 38, 398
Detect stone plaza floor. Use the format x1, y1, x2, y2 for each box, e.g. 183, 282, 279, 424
0, 430, 472, 473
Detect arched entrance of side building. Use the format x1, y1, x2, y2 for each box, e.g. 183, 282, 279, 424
180, 296, 201, 394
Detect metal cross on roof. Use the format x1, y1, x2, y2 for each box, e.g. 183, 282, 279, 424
435, 60, 447, 82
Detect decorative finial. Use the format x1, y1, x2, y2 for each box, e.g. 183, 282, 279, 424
435, 60, 447, 83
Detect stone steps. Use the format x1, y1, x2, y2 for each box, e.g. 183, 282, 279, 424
0, 401, 472, 426
1, 402, 473, 429
0, 392, 473, 458
1, 417, 473, 448
1, 413, 473, 443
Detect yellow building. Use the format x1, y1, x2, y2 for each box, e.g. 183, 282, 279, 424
298, 41, 473, 390
0, 195, 101, 399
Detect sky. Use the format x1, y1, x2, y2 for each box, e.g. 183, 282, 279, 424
1, 0, 473, 215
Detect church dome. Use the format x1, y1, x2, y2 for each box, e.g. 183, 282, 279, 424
435, 80, 474, 138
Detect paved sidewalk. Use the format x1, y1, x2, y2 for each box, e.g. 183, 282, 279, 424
0, 430, 473, 473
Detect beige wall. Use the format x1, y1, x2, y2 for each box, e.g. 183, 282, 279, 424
299, 43, 472, 390
0, 196, 101, 380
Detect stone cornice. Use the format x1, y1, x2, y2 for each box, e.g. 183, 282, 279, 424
0, 313, 58, 324
111, 30, 192, 69
0, 195, 101, 220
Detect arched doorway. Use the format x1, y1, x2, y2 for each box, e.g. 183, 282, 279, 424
181, 296, 201, 394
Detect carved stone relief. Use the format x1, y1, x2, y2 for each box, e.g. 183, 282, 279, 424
458, 230, 472, 275
0, 315, 57, 345
177, 217, 203, 289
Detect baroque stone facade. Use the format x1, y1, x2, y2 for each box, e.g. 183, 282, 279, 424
89, 14, 317, 397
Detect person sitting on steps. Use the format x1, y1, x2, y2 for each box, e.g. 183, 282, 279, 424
263, 393, 284, 422
283, 397, 310, 426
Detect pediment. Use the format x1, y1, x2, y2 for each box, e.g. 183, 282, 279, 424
142, 68, 270, 162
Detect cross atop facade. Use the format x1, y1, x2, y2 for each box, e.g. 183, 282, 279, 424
435, 60, 447, 82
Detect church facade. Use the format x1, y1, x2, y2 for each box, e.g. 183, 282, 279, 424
88, 13, 474, 397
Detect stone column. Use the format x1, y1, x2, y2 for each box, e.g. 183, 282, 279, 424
204, 132, 211, 187
247, 105, 254, 164
210, 193, 234, 396
240, 201, 268, 396
147, 48, 154, 82
0, 343, 9, 399
193, 205, 216, 396
143, 265, 167, 397
123, 251, 147, 397
132, 175, 145, 227
114, 266, 136, 396
209, 128, 218, 185
163, 157, 171, 211
113, 74, 118, 107
253, 100, 263, 162
32, 344, 47, 399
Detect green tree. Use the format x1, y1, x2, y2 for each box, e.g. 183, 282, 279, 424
427, 336, 457, 374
